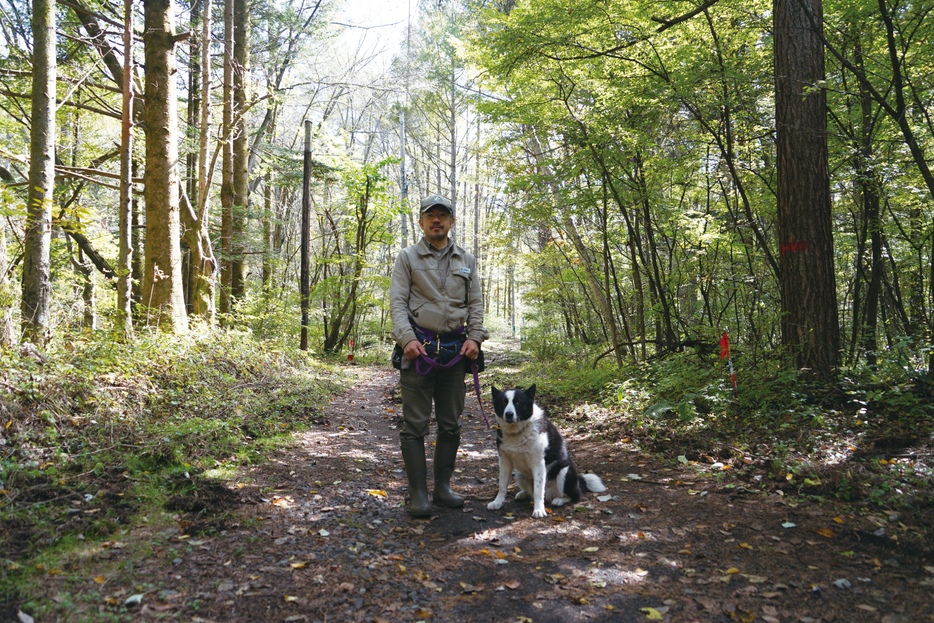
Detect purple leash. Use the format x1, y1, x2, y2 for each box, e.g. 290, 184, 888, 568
413, 327, 490, 429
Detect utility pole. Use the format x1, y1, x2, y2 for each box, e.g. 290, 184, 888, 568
300, 120, 311, 351
399, 0, 411, 248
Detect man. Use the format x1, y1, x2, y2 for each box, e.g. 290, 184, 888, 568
390, 194, 488, 517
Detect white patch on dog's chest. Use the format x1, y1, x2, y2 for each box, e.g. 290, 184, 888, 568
498, 418, 548, 472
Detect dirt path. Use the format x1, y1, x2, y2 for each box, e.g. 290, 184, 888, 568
35, 364, 934, 622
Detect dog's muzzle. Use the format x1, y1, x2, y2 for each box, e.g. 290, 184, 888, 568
502, 410, 517, 423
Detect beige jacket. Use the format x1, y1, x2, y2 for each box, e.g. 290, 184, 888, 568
390, 237, 488, 348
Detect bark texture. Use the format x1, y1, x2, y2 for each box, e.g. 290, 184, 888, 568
774, 0, 839, 378
142, 0, 188, 332
21, 0, 56, 343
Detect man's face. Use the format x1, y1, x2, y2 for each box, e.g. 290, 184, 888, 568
419, 207, 454, 246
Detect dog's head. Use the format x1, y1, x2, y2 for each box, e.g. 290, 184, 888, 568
491, 384, 537, 424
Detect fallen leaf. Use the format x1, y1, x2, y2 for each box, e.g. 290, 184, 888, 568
782, 522, 796, 529
724, 568, 740, 575
93, 576, 106, 584
814, 528, 834, 538
833, 516, 844, 524
283, 596, 299, 602
504, 580, 521, 590
856, 604, 877, 612
367, 490, 387, 497
459, 581, 483, 593
641, 607, 663, 620
289, 562, 305, 569
583, 547, 599, 553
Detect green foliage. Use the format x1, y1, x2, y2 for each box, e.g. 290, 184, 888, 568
0, 328, 349, 575
500, 332, 932, 523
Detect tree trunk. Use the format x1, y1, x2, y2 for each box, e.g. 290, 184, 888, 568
142, 0, 188, 333
0, 221, 13, 346
220, 0, 235, 318
188, 0, 216, 323
116, 0, 135, 333
774, 0, 839, 379
179, 184, 216, 321
262, 170, 273, 291
131, 160, 143, 318
231, 0, 250, 302
21, 0, 56, 344
449, 61, 457, 244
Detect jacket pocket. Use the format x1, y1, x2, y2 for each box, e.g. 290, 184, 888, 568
448, 264, 471, 303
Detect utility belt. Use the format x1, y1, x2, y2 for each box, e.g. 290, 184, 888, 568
391, 322, 489, 426
392, 323, 484, 372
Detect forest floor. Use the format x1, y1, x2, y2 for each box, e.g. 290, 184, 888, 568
5, 347, 934, 623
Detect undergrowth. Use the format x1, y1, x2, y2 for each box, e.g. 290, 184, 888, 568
493, 337, 934, 535
0, 328, 349, 608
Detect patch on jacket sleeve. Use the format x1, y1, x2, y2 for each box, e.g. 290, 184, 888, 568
459, 267, 471, 275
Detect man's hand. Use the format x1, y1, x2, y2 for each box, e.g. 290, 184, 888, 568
459, 339, 480, 360
403, 339, 427, 360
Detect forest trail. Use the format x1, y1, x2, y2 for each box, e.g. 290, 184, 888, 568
22, 361, 934, 623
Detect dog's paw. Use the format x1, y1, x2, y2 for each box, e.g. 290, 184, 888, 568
551, 497, 570, 507
531, 508, 547, 519
487, 500, 504, 511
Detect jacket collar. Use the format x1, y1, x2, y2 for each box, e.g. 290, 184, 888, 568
417, 236, 461, 257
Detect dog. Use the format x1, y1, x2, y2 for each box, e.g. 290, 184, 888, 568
487, 385, 606, 518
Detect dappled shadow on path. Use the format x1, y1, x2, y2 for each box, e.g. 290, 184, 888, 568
78, 364, 934, 623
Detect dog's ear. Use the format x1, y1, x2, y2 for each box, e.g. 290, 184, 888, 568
527, 384, 536, 401
491, 386, 500, 397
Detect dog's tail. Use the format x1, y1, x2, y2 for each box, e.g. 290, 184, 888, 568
579, 473, 607, 494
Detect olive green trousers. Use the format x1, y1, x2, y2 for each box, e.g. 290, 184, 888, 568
399, 366, 465, 442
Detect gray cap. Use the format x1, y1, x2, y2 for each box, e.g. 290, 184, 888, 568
420, 194, 453, 215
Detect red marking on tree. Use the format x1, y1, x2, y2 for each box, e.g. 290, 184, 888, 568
779, 241, 809, 255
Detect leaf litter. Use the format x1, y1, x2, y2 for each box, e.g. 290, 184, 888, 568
9, 365, 934, 622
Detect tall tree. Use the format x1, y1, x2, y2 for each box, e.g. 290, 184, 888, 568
142, 0, 188, 332
116, 0, 135, 333
231, 0, 250, 302
0, 219, 12, 346
21, 0, 56, 343
774, 0, 839, 379
220, 0, 236, 318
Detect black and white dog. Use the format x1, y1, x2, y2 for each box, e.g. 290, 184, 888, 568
487, 385, 606, 518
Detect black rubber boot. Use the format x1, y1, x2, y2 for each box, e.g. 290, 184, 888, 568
400, 439, 432, 517
432, 433, 464, 508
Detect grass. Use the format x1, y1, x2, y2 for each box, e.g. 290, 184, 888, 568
495, 335, 934, 536
2, 327, 931, 617
0, 327, 352, 615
